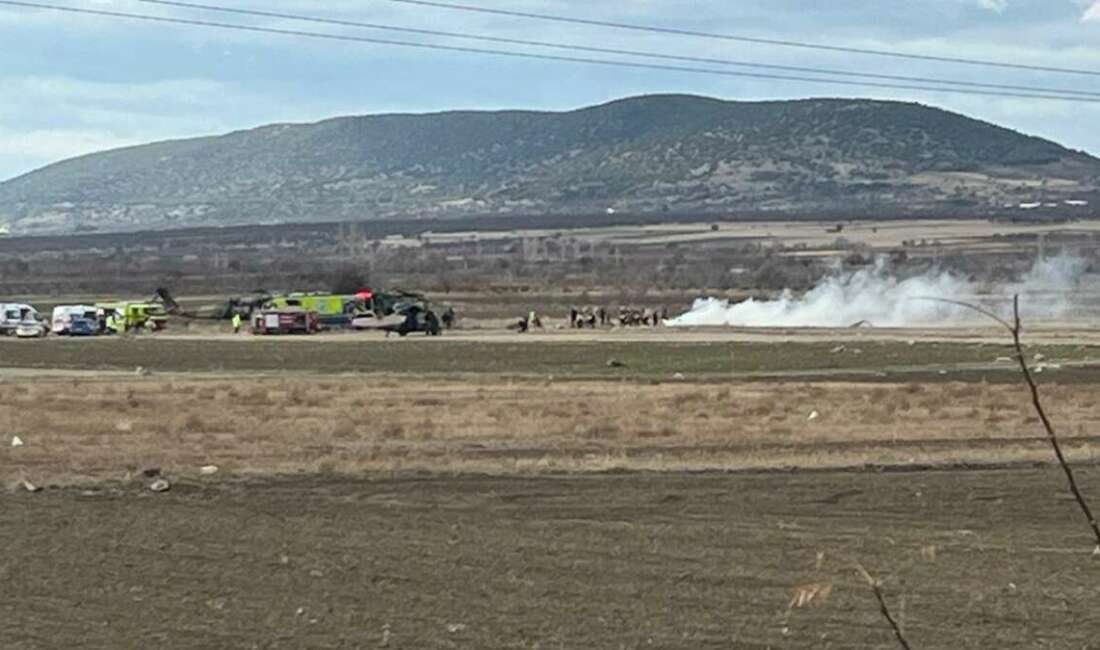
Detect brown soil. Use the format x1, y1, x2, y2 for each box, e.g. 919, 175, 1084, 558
3, 468, 1100, 649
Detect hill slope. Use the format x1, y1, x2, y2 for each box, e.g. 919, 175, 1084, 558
1, 94, 1097, 233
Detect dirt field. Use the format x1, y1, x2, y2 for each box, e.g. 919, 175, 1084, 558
5, 323, 1100, 647
5, 469, 1100, 649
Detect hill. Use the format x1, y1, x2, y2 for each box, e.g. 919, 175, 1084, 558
1, 94, 1097, 234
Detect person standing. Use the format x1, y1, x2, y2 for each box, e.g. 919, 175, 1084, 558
232, 312, 242, 334
105, 311, 120, 335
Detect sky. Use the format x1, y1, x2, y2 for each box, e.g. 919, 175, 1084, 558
2, 0, 1099, 181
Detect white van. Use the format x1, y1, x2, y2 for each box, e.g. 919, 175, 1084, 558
51, 305, 99, 335
0, 303, 39, 335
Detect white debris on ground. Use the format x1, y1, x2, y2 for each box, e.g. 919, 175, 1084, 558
10, 435, 23, 448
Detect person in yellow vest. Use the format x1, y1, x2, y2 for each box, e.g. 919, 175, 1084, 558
106, 311, 121, 335
232, 312, 242, 334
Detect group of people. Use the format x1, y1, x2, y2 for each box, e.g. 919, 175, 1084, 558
569, 305, 668, 328
511, 311, 545, 333
511, 305, 669, 332
616, 306, 668, 327
569, 306, 605, 328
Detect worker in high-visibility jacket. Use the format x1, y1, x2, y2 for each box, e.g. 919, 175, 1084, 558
232, 312, 242, 334
105, 311, 121, 335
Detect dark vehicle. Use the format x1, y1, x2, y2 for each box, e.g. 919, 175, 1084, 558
381, 306, 442, 337
352, 288, 451, 334
68, 318, 97, 336
358, 288, 429, 318
155, 287, 272, 320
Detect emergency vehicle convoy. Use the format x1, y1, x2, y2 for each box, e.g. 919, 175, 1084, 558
0, 287, 451, 339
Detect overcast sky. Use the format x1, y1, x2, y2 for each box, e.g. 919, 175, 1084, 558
2, 0, 1099, 181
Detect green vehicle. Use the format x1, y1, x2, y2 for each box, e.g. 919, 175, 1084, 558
266, 293, 367, 328
96, 302, 168, 332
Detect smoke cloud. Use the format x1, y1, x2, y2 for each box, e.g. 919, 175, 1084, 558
1084, 0, 1100, 22
666, 255, 1090, 328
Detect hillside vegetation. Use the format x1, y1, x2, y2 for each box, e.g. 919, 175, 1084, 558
1, 94, 1097, 233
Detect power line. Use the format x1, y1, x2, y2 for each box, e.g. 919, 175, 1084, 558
132, 0, 1100, 99
379, 0, 1100, 78
3, 1, 1099, 103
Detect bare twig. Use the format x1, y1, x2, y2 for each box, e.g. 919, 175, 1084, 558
924, 294, 1100, 552
913, 296, 1014, 331
1007, 295, 1100, 551
856, 564, 913, 650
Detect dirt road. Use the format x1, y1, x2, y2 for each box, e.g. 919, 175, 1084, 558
4, 468, 1099, 649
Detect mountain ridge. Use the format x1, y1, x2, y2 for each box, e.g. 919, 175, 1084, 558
2, 94, 1097, 234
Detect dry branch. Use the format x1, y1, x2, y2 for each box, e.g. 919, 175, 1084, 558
856, 565, 913, 650
926, 293, 1100, 552
1006, 295, 1100, 551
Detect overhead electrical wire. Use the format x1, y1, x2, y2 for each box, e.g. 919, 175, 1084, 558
376, 0, 1100, 78
2, 1, 1099, 103
131, 0, 1100, 99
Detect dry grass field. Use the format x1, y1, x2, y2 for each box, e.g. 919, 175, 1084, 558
6, 375, 1100, 486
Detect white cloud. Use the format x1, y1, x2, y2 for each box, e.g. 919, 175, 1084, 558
977, 0, 1009, 11
1083, 1, 1100, 20
0, 128, 141, 161
0, 76, 257, 179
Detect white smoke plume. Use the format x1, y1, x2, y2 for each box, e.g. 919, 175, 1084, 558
1083, 0, 1100, 22
666, 255, 1091, 328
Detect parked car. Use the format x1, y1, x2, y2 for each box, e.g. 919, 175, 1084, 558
67, 318, 97, 336
0, 303, 39, 336
15, 320, 48, 338
51, 305, 99, 335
